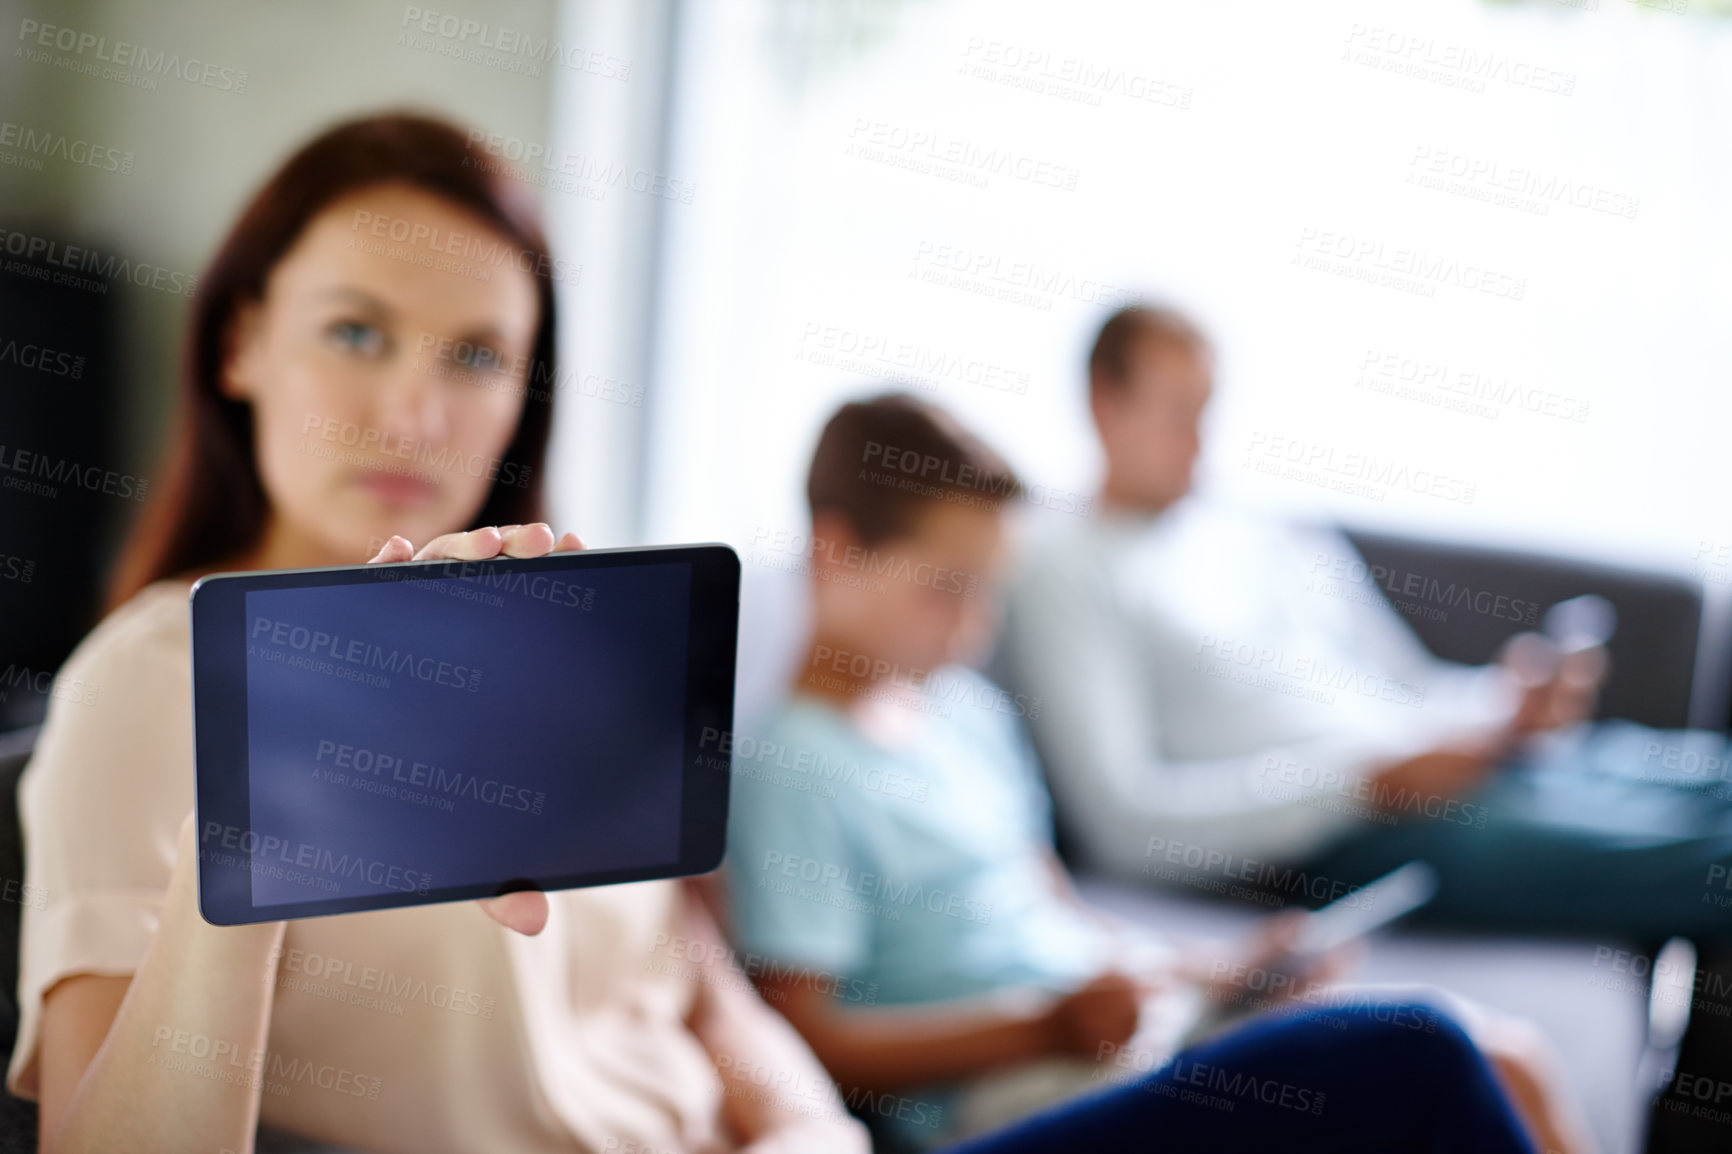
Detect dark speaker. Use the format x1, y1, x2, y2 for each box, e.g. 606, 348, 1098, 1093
0, 225, 130, 731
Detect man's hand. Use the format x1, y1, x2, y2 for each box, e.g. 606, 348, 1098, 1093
367, 523, 584, 937
1370, 633, 1606, 809
1502, 632, 1607, 737
1368, 746, 1499, 808
1043, 970, 1146, 1057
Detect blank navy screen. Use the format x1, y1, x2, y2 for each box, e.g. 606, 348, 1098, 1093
240, 562, 691, 907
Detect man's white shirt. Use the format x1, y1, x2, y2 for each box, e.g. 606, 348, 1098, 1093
997, 497, 1520, 882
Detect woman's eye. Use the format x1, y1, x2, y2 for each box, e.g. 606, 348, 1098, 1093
328, 320, 386, 357
453, 345, 506, 375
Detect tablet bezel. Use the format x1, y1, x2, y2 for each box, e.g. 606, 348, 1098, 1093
191, 543, 738, 926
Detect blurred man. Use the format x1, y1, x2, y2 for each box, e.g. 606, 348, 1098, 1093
997, 304, 1732, 942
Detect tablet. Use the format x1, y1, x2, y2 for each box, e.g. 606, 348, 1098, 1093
1292, 860, 1438, 955
190, 543, 739, 925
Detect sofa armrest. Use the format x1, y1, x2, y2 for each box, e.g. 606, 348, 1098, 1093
0, 726, 38, 1153
1341, 528, 1707, 730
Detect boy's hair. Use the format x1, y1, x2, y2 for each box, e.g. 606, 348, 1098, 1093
1088, 304, 1210, 394
807, 393, 1023, 546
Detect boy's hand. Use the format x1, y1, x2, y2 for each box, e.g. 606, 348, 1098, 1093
1218, 911, 1358, 1004
1044, 970, 1145, 1056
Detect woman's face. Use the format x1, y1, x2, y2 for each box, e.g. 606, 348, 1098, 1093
221, 182, 540, 565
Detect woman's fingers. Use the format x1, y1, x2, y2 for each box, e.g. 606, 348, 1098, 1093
362, 525, 573, 942
499, 523, 556, 558
413, 526, 506, 563
478, 891, 550, 936
372, 525, 579, 565
367, 535, 416, 564
402, 523, 570, 563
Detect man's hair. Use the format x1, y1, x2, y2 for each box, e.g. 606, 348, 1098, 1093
807, 393, 1022, 546
1088, 304, 1210, 394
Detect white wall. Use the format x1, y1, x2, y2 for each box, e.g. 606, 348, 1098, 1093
642, 0, 1732, 591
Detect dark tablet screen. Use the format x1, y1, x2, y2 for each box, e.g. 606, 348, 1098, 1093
193, 545, 737, 924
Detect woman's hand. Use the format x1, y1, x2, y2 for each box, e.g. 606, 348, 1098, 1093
735, 1119, 871, 1154
41, 812, 290, 1153
369, 523, 584, 567
367, 523, 584, 937
168, 811, 287, 950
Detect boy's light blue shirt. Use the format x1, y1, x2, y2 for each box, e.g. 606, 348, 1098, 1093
723, 667, 1111, 1009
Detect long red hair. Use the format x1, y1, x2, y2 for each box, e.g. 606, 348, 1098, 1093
106, 111, 559, 611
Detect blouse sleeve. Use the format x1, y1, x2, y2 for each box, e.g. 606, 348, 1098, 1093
7, 583, 195, 1099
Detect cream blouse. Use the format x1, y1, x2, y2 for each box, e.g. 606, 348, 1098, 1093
8, 579, 727, 1153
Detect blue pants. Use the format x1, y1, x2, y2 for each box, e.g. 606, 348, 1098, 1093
1309, 721, 1732, 942
944, 1002, 1533, 1153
